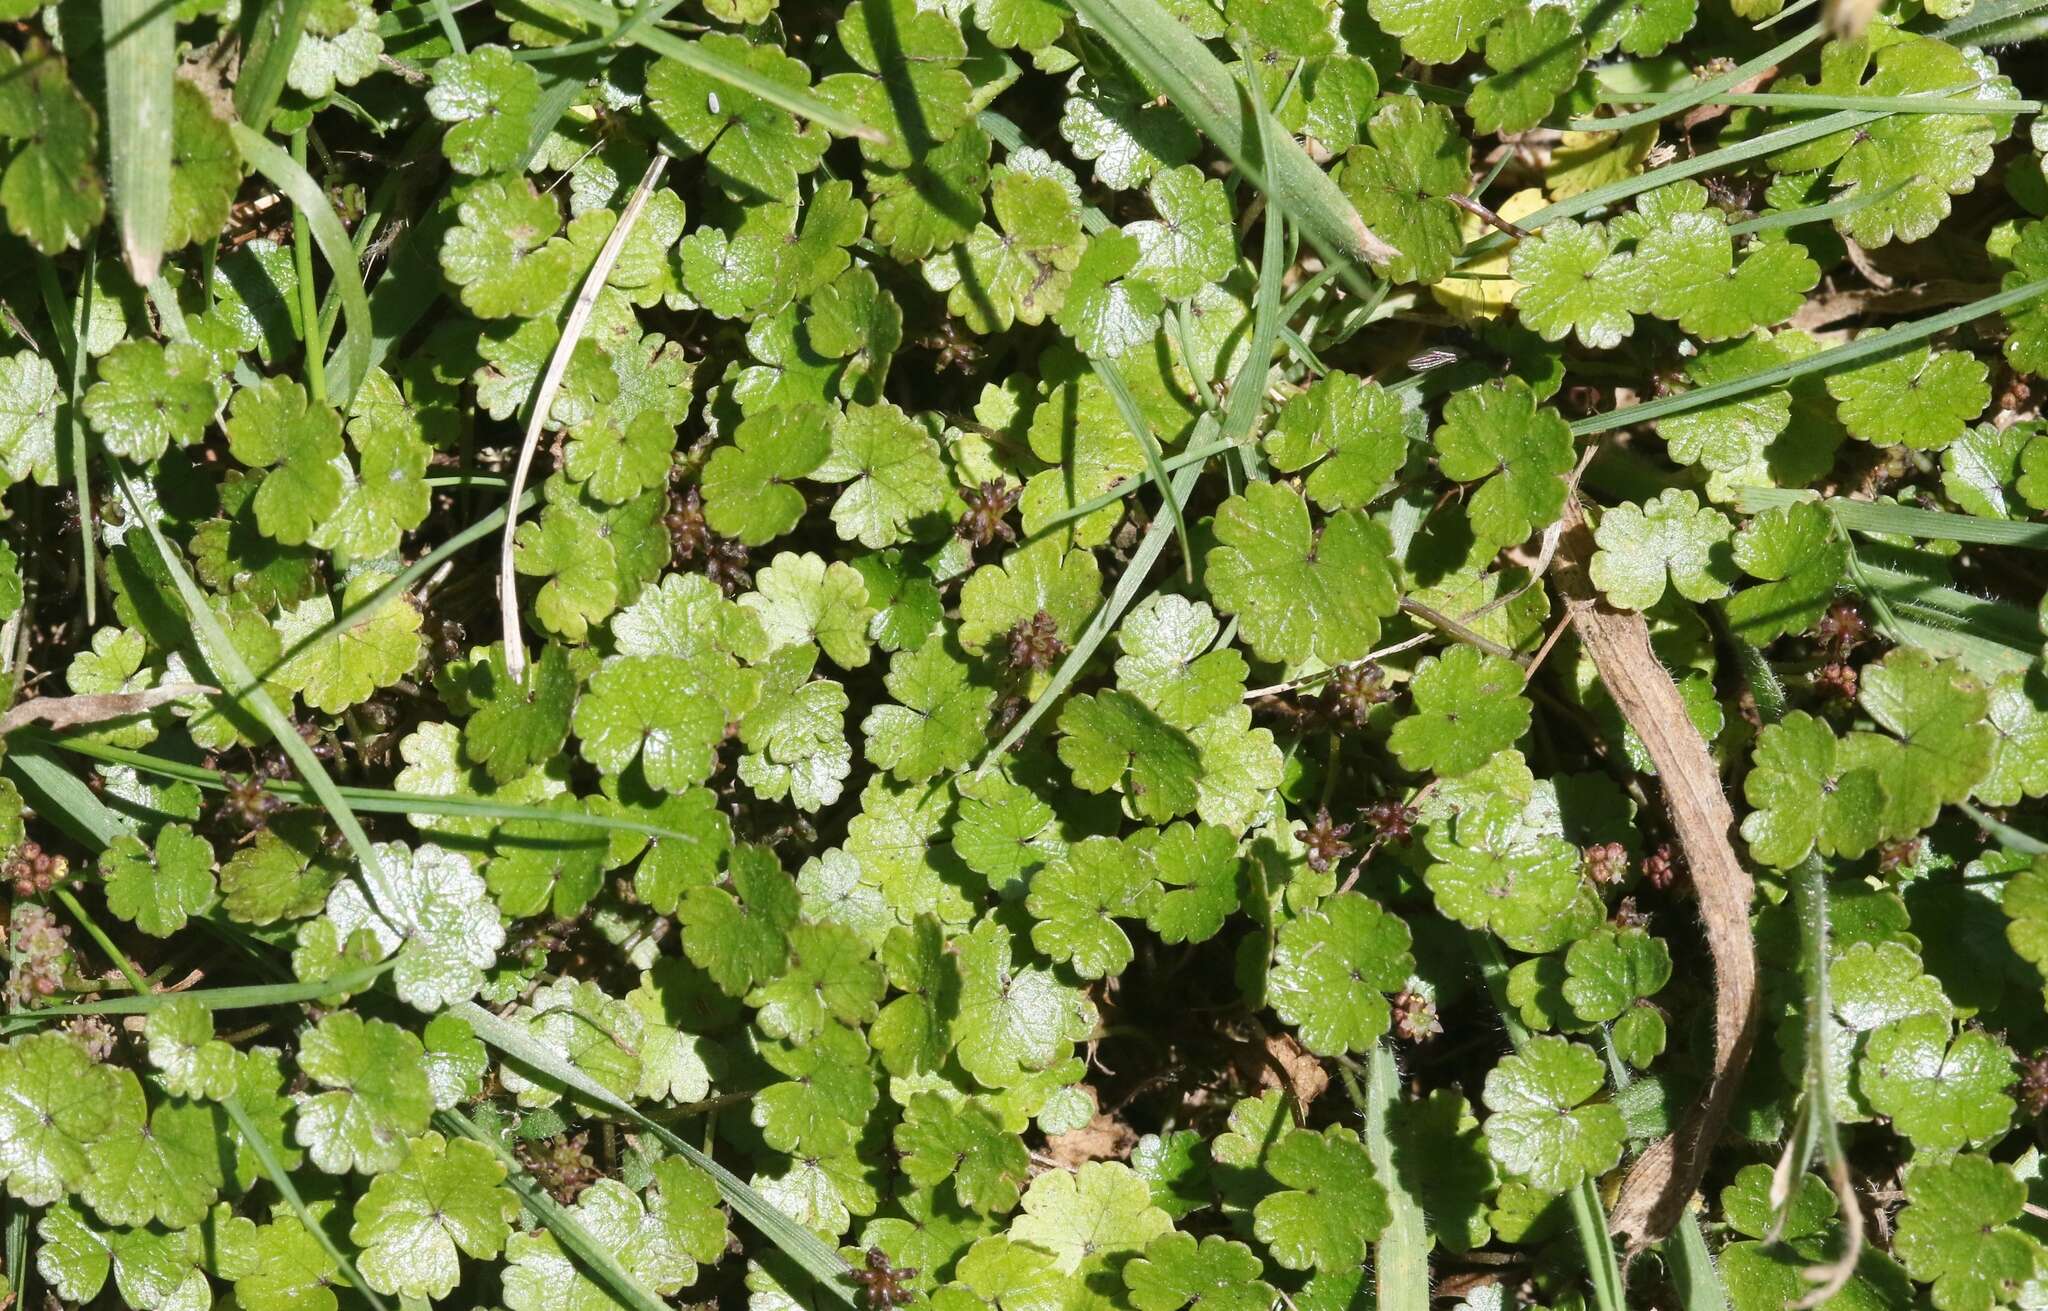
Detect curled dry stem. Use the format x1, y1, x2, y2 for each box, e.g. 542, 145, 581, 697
498, 149, 671, 682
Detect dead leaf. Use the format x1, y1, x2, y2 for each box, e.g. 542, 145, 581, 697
1044, 1098, 1138, 1169
0, 684, 217, 737
1252, 1031, 1330, 1118
1553, 500, 1758, 1248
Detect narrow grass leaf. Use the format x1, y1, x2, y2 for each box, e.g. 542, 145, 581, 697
35, 731, 726, 848
1090, 356, 1190, 576
230, 124, 375, 409
234, 0, 315, 135
438, 1108, 673, 1311
1067, 0, 1395, 294
1572, 280, 2048, 436
33, 258, 97, 625
1935, 0, 2048, 42
0, 966, 391, 1033
101, 0, 175, 286
1026, 435, 1240, 537
1732, 487, 2048, 548
1669, 1212, 1729, 1311
1571, 24, 1822, 131
3, 741, 134, 851
109, 464, 404, 926
536, 0, 881, 141
448, 1001, 858, 1306
1724, 184, 1902, 237
1364, 1046, 1429, 1311
223, 1096, 395, 1311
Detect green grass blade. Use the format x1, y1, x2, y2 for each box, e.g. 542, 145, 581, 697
438, 1108, 674, 1311
1025, 434, 1240, 537
1572, 278, 2048, 437
234, 0, 315, 135
1223, 75, 1284, 473
1936, 0, 2048, 42
1570, 23, 1823, 131
1961, 800, 2048, 854
1731, 486, 2048, 548
3, 741, 135, 850
1570, 1180, 1628, 1311
101, 0, 175, 287
6, 1204, 29, 1306
230, 123, 374, 409
532, 0, 881, 142
223, 1096, 395, 1311
1364, 1045, 1430, 1311
1669, 1209, 1730, 1311
1089, 356, 1191, 576
33, 257, 97, 627
448, 1001, 858, 1306
0, 965, 391, 1031
1590, 89, 2037, 114
1066, 0, 1393, 295
981, 453, 1206, 765
34, 731, 722, 847
109, 464, 404, 927
1723, 184, 1902, 237
428, 0, 467, 53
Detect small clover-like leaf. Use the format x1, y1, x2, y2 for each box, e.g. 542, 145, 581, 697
862, 640, 994, 782
1434, 378, 1576, 551
1481, 1036, 1625, 1194
1894, 1155, 2037, 1311
1010, 1161, 1171, 1273
1509, 219, 1641, 349
1206, 483, 1400, 666
1389, 647, 1532, 778
1860, 1014, 2014, 1151
896, 1091, 1030, 1216
100, 823, 214, 937
1058, 688, 1202, 823
294, 1011, 434, 1175
439, 175, 575, 319
953, 917, 1097, 1090
742, 551, 875, 671
1589, 490, 1736, 610
1467, 7, 1586, 135
1127, 165, 1233, 300
1336, 97, 1469, 284
677, 843, 799, 997
1739, 711, 1886, 867
1026, 835, 1157, 980
1124, 1232, 1273, 1311
701, 404, 833, 546
426, 45, 540, 176
323, 840, 506, 1012
1263, 371, 1418, 510
1724, 501, 1847, 644
82, 339, 217, 464
143, 997, 239, 1100
1827, 342, 1988, 451
816, 401, 951, 548
1252, 1125, 1388, 1272
1268, 892, 1414, 1056
350, 1132, 519, 1299
645, 33, 826, 202
0, 1033, 124, 1205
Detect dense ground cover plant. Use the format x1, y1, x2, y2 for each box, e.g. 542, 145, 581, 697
4, 0, 2048, 1306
